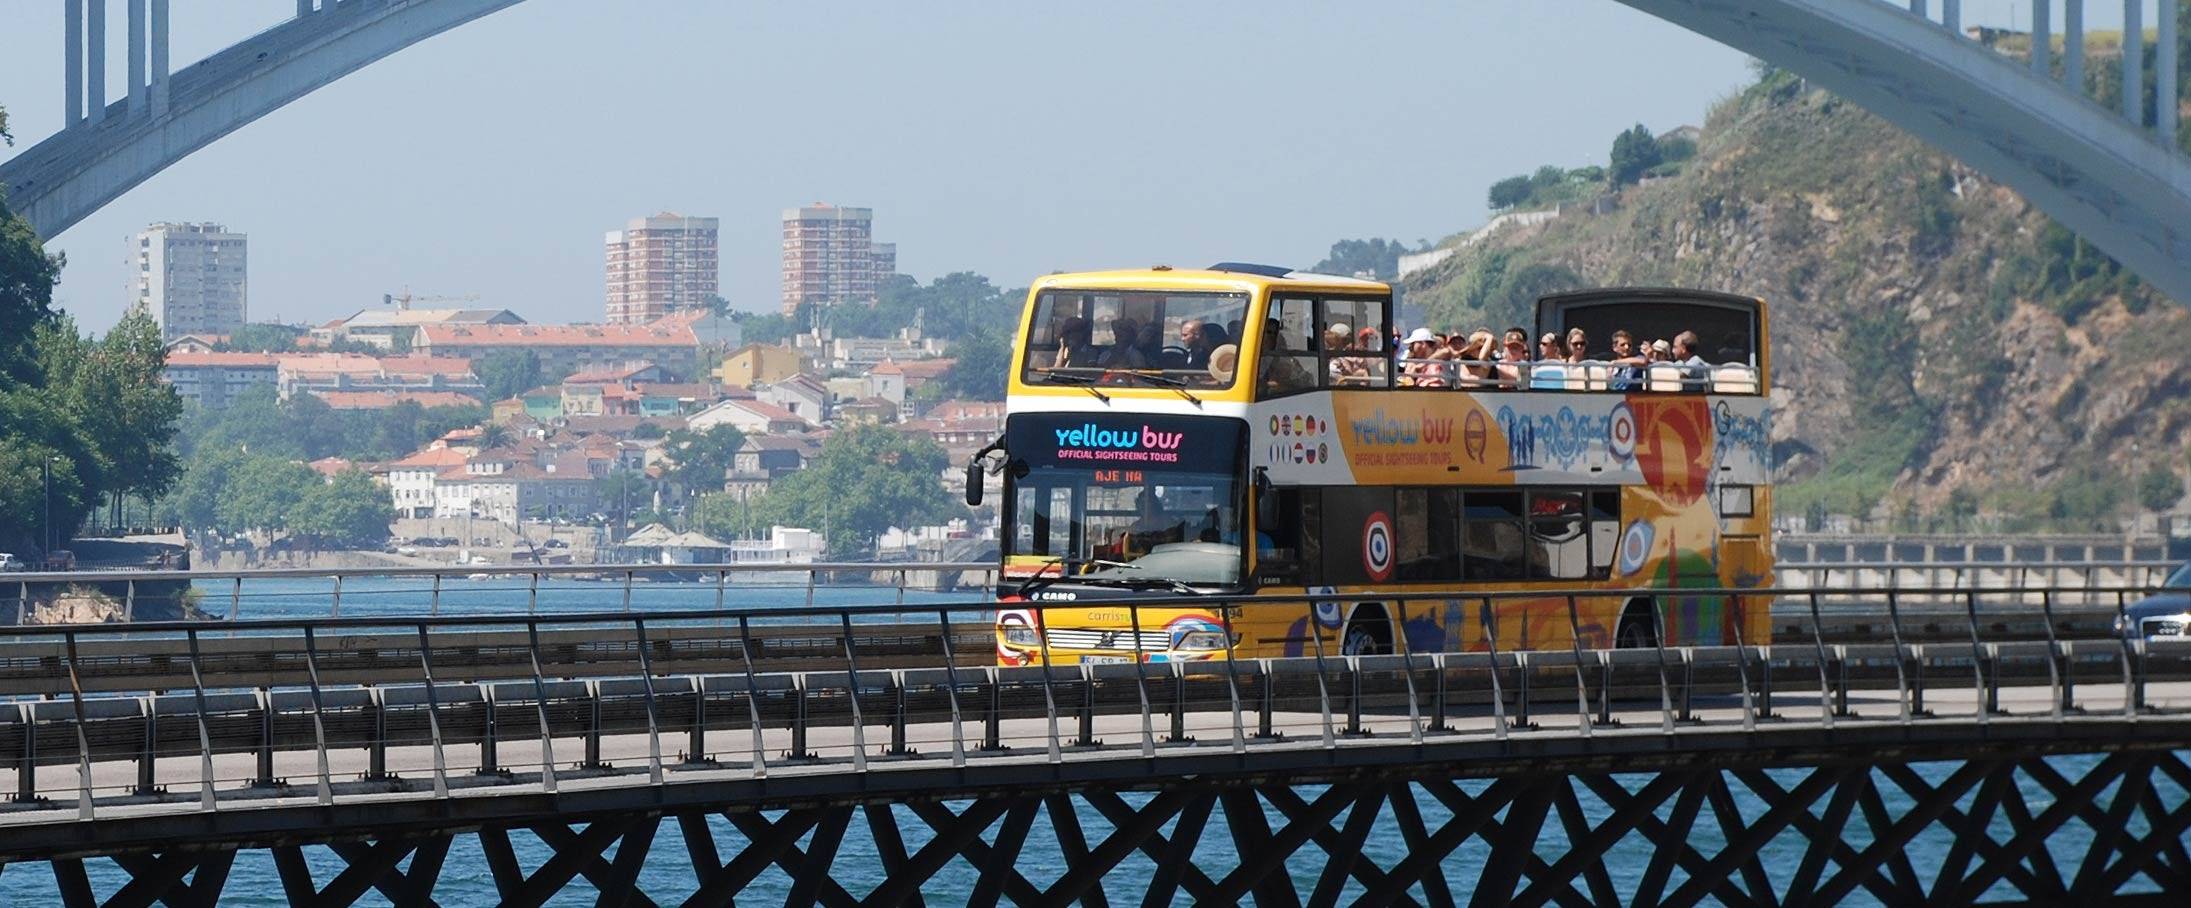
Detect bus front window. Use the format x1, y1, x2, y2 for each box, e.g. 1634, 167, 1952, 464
1009, 471, 1244, 587
1004, 414, 1248, 588
1021, 290, 1252, 389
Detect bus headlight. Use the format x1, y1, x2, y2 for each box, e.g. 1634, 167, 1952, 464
1002, 624, 1040, 647
1176, 630, 1229, 651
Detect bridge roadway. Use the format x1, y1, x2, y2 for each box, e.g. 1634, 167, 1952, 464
0, 586, 2185, 904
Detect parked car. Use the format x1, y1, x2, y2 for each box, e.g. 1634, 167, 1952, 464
2119, 562, 2191, 639
0, 553, 25, 572
43, 550, 75, 571
544, 539, 568, 549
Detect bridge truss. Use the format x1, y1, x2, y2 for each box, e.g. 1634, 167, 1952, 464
0, 583, 2186, 904
25, 744, 2191, 906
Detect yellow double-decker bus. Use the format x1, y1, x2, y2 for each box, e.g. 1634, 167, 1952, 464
973, 264, 1774, 665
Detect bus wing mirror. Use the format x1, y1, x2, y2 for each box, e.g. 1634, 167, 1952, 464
1253, 466, 1272, 498
966, 434, 1007, 507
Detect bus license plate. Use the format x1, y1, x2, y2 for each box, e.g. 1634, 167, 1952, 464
1083, 655, 1129, 664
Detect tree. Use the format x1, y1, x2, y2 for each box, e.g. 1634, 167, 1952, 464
0, 177, 61, 385
1529, 165, 1567, 193
690, 491, 761, 541
1310, 239, 1414, 280
219, 323, 302, 352
596, 469, 653, 531
2138, 469, 2184, 512
155, 447, 245, 532
661, 425, 746, 496
479, 349, 544, 402
936, 328, 1010, 400
292, 469, 395, 547
475, 422, 513, 452
1608, 123, 1664, 187
85, 311, 185, 521
213, 456, 318, 533
1486, 175, 1533, 210
744, 425, 956, 557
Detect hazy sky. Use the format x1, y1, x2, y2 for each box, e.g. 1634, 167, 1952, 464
0, 0, 2076, 331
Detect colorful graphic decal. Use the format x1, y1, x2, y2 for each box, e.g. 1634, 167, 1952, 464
1617, 520, 1656, 576
1250, 391, 1769, 489
1360, 511, 1394, 582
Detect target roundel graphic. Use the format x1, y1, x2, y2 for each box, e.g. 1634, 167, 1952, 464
1361, 511, 1395, 582
1608, 401, 1638, 461
1617, 520, 1655, 576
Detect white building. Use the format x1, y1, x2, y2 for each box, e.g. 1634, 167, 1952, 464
384, 447, 468, 520
687, 398, 812, 435
728, 527, 825, 566
132, 222, 247, 339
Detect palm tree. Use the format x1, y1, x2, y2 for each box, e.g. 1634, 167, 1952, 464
475, 422, 512, 451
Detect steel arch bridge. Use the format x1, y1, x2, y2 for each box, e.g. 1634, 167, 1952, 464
3, 0, 2191, 302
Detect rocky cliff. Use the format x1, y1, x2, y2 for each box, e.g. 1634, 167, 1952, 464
1404, 69, 2191, 525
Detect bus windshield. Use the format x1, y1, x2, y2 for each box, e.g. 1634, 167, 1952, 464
1020, 289, 1252, 389
1003, 414, 1246, 587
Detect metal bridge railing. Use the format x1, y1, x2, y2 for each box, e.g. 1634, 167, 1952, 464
4, 560, 1000, 624
0, 582, 2183, 824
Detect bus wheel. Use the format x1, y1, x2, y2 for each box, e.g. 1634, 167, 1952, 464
1341, 608, 1392, 656
1615, 600, 1659, 649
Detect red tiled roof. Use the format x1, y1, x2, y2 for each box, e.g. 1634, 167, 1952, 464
389, 447, 469, 469
313, 390, 481, 410
308, 457, 355, 477
895, 358, 956, 380
165, 352, 280, 368
417, 323, 698, 348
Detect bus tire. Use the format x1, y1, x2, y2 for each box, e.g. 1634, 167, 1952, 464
1615, 599, 1659, 649
1341, 605, 1393, 657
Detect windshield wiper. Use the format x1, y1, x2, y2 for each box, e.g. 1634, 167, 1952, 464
1075, 573, 1205, 596
1106, 370, 1202, 407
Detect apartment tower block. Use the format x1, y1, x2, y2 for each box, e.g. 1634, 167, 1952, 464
131, 222, 247, 339
780, 204, 896, 315
605, 212, 720, 324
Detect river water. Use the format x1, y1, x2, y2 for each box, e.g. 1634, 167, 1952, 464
0, 578, 2170, 904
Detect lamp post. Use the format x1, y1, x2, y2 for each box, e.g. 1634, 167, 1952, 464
41, 455, 61, 556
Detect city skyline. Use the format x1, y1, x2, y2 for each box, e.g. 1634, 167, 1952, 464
2, 0, 1769, 332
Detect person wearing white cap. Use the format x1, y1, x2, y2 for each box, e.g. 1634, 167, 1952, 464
1398, 328, 1444, 388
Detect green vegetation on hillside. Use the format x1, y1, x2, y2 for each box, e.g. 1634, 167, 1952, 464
1407, 54, 2191, 530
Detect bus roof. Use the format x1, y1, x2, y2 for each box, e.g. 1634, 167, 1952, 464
1030, 266, 1391, 296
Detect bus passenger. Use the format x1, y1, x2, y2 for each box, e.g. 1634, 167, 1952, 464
1100, 318, 1150, 370
1456, 331, 1497, 387
1258, 320, 1314, 394
1053, 317, 1097, 368
1497, 328, 1530, 387
1324, 322, 1374, 385
1673, 330, 1710, 391
1607, 330, 1647, 390
1400, 328, 1445, 387
1538, 332, 1567, 362
1182, 320, 1227, 369
1565, 327, 1591, 363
